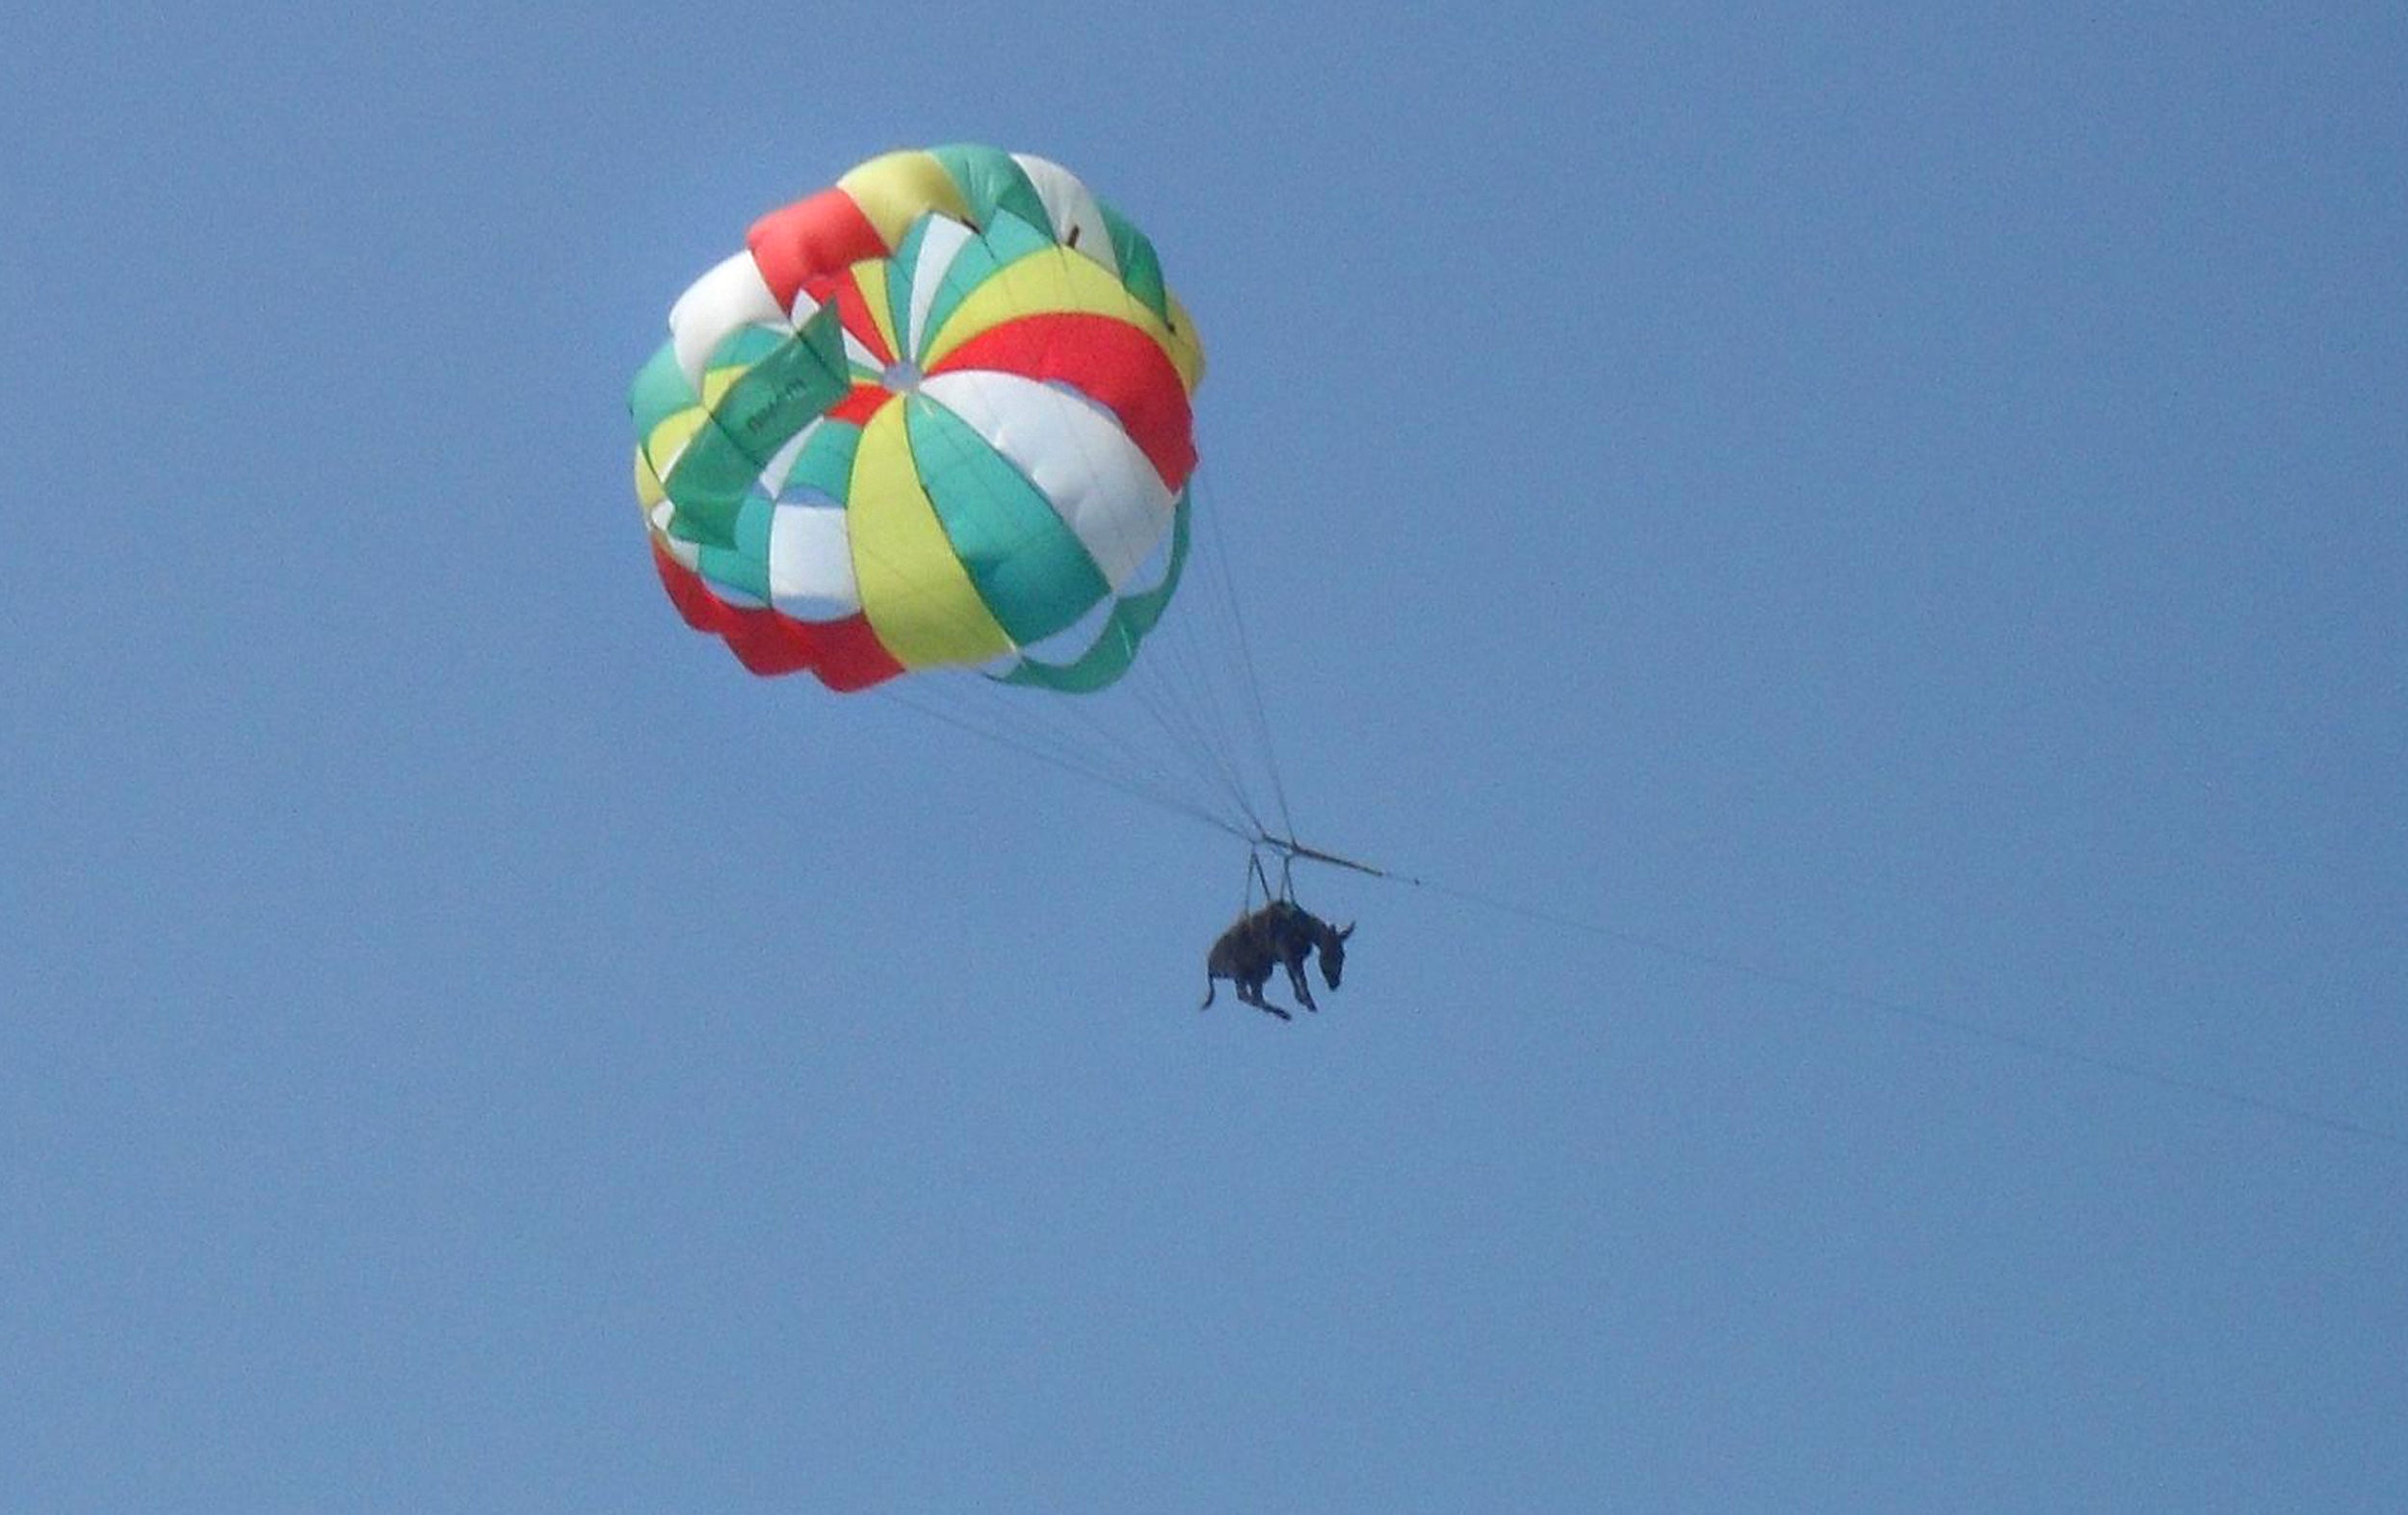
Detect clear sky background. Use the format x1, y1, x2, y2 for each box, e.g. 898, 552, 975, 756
6, 3, 2405, 1510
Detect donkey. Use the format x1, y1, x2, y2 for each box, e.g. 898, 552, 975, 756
1201, 901, 1354, 1020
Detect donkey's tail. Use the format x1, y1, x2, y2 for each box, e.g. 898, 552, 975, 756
1200, 970, 1217, 1009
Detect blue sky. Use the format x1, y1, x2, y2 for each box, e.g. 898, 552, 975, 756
6, 2, 2405, 1508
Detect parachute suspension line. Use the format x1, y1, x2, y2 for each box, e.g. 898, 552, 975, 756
1108, 614, 1267, 837
1130, 473, 1255, 823
850, 601, 1261, 841
1191, 471, 1296, 843
1069, 472, 1280, 847
1054, 490, 1274, 838
875, 682, 1252, 845
846, 398, 1216, 823
930, 243, 1276, 844
1137, 638, 1272, 838
971, 639, 1255, 835
1112, 489, 1276, 833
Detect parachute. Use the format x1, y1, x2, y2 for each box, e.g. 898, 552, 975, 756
629, 144, 1206, 695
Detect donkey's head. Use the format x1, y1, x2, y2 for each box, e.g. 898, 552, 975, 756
1316, 920, 1355, 989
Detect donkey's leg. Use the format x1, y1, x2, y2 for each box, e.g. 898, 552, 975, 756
1239, 978, 1292, 1021
1285, 956, 1319, 1012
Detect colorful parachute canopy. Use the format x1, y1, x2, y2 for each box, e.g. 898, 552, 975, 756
630, 145, 1205, 693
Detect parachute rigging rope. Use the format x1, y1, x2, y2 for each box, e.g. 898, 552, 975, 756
1289, 853, 2407, 1156
1192, 472, 1296, 845
876, 683, 1254, 845
878, 694, 2400, 1153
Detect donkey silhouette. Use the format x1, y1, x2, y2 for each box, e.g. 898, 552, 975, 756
1202, 901, 1354, 1020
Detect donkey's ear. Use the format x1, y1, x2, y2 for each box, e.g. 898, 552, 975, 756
1338, 922, 1355, 941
